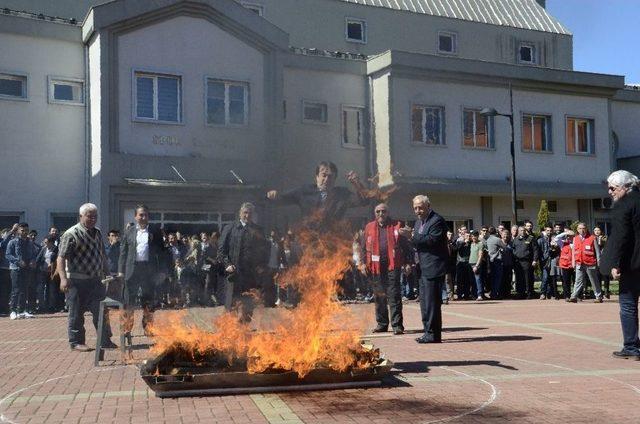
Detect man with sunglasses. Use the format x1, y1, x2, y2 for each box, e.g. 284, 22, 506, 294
601, 170, 640, 360
363, 203, 412, 335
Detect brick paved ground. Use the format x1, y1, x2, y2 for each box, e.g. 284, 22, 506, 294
1, 298, 639, 423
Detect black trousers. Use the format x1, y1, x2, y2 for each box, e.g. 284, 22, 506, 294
514, 260, 533, 296
224, 272, 259, 323
560, 268, 573, 299
0, 269, 11, 314
123, 263, 155, 334
455, 262, 473, 299
419, 274, 443, 342
372, 263, 403, 330
67, 277, 111, 347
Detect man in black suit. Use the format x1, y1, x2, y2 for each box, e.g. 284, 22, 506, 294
265, 161, 368, 228
600, 170, 640, 360
401, 194, 448, 344
217, 202, 268, 323
118, 205, 166, 336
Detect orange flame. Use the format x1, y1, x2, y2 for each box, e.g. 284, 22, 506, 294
149, 223, 375, 377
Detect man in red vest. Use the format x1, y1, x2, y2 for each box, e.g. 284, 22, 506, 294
569, 222, 603, 303
364, 203, 412, 335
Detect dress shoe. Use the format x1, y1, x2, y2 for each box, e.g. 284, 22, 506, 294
568, 297, 577, 303
415, 335, 441, 344
70, 344, 92, 352
393, 328, 404, 335
372, 326, 388, 333
101, 339, 118, 349
612, 350, 640, 360
594, 297, 604, 303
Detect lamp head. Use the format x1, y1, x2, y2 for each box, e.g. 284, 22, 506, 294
480, 107, 499, 117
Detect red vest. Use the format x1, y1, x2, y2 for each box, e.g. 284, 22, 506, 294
573, 233, 597, 266
364, 220, 404, 274
559, 242, 573, 269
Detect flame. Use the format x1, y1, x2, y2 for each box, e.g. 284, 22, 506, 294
148, 223, 376, 377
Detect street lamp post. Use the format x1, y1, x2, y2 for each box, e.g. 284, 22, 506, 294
480, 83, 518, 226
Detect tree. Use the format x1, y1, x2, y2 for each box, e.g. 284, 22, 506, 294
537, 200, 550, 232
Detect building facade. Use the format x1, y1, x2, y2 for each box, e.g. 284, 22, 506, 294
0, 0, 638, 236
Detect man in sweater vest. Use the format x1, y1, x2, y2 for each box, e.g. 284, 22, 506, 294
57, 203, 115, 352
569, 222, 603, 303
364, 203, 412, 335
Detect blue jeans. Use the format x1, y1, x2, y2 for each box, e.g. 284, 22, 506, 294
9, 269, 28, 313
619, 277, 640, 354
474, 272, 483, 298
539, 267, 556, 297
490, 260, 503, 299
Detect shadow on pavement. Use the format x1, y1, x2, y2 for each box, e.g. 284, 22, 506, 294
444, 335, 542, 343
392, 360, 518, 373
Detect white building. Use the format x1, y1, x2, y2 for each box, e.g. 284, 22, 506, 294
0, 0, 638, 236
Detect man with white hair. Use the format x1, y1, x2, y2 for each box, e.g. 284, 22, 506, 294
57, 203, 115, 352
217, 202, 268, 323
400, 195, 448, 344
363, 203, 412, 335
600, 170, 640, 359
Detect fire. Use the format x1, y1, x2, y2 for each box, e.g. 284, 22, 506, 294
149, 224, 376, 377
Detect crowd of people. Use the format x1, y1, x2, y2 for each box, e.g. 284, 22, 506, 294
3, 163, 639, 357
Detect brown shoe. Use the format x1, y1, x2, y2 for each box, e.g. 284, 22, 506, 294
70, 344, 92, 352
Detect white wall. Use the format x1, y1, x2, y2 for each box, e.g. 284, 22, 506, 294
387, 78, 611, 185
117, 16, 266, 163
254, 0, 572, 69
281, 67, 368, 189
0, 32, 85, 235
612, 99, 640, 159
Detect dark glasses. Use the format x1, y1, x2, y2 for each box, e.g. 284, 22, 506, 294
375, 210, 387, 214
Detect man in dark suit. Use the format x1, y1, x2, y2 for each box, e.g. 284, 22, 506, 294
265, 161, 368, 228
217, 202, 268, 323
401, 194, 449, 344
118, 205, 166, 336
600, 170, 640, 360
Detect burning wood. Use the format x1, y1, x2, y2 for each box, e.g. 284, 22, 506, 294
140, 224, 394, 396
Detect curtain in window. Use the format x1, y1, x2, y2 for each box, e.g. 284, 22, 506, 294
463, 110, 475, 146
522, 115, 532, 150
207, 81, 225, 125
157, 77, 179, 122
136, 77, 154, 118
424, 108, 441, 144
228, 85, 245, 125
566, 118, 576, 153
343, 109, 362, 145
0, 78, 24, 97
411, 106, 423, 142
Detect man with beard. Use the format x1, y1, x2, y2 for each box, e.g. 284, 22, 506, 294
217, 202, 268, 323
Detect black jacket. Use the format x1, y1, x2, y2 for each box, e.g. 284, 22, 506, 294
411, 210, 448, 279
272, 184, 368, 226
600, 190, 640, 278
118, 225, 166, 281
217, 220, 268, 275
512, 235, 539, 262
35, 245, 58, 272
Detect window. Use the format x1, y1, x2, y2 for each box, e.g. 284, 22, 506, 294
438, 31, 457, 54
463, 109, 493, 148
134, 72, 181, 123
595, 220, 612, 236
241, 2, 263, 16
518, 43, 537, 64
342, 106, 364, 147
346, 18, 366, 43
51, 213, 77, 232
303, 101, 328, 123
566, 117, 595, 154
206, 79, 248, 126
412, 105, 445, 145
0, 213, 22, 230
516, 200, 524, 210
547, 200, 558, 213
522, 114, 551, 152
49, 78, 84, 104
0, 73, 27, 99
445, 219, 473, 234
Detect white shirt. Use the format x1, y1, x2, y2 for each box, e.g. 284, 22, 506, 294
136, 225, 150, 262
